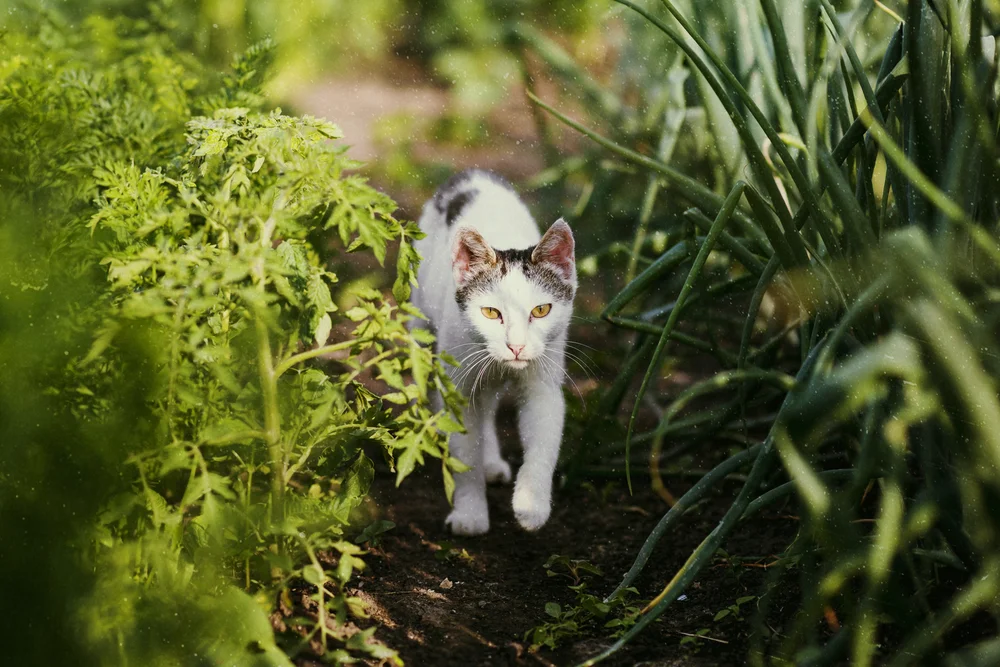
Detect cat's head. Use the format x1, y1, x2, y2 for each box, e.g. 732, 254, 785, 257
451, 219, 576, 370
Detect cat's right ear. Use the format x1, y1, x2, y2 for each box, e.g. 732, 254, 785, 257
452, 226, 497, 287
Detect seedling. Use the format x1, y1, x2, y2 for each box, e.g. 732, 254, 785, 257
433, 540, 475, 564
526, 555, 644, 651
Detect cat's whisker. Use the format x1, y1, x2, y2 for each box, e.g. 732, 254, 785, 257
455, 349, 484, 365
538, 352, 561, 385
564, 345, 600, 371
455, 352, 492, 388
454, 355, 491, 390
470, 357, 495, 408
538, 356, 561, 390
562, 349, 598, 379
564, 340, 600, 377
453, 347, 486, 369
565, 339, 600, 352
463, 345, 489, 357
541, 352, 584, 399
450, 346, 486, 365
450, 342, 484, 351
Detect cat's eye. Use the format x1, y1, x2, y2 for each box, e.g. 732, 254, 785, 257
481, 307, 502, 321
531, 304, 552, 318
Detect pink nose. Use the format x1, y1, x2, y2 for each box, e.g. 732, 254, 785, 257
507, 344, 525, 359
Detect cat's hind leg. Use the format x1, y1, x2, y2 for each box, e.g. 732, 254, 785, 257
445, 408, 490, 535
481, 388, 511, 484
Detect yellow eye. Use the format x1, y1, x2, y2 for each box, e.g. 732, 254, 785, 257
531, 304, 552, 318
481, 307, 502, 320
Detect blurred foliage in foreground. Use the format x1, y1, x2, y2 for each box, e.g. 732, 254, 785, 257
5, 0, 608, 104
513, 0, 1000, 665
0, 10, 463, 665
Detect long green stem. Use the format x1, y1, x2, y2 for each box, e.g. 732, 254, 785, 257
255, 318, 284, 529
641, 0, 857, 250
885, 566, 998, 667
581, 439, 778, 667
275, 337, 364, 378
252, 219, 285, 536
585, 340, 828, 666
606, 443, 763, 601
526, 91, 756, 230
624, 182, 746, 492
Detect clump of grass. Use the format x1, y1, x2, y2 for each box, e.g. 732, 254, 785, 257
518, 0, 1000, 664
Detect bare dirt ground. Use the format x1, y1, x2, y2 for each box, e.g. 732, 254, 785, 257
347, 432, 798, 667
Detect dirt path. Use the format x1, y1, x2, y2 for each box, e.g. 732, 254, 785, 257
348, 440, 798, 666
288, 68, 798, 666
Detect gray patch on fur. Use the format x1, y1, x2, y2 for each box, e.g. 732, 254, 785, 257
445, 190, 476, 226
433, 168, 515, 220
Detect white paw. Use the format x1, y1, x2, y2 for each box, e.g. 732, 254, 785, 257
512, 487, 551, 532
445, 506, 490, 536
484, 458, 512, 484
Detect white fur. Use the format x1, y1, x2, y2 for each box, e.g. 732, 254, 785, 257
411, 171, 575, 535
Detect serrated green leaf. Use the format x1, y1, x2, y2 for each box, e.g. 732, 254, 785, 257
345, 306, 369, 322
442, 465, 455, 504
395, 446, 419, 486
438, 414, 465, 433
446, 456, 471, 473
314, 313, 332, 346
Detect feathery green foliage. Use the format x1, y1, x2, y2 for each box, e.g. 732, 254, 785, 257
0, 11, 461, 665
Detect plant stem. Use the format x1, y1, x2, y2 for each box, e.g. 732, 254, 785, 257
274, 337, 365, 378
256, 318, 284, 530
253, 218, 286, 540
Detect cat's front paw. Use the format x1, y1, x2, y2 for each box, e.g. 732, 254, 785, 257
512, 486, 551, 532
484, 458, 512, 484
445, 505, 490, 536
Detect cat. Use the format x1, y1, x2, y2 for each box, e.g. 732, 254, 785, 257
410, 169, 577, 536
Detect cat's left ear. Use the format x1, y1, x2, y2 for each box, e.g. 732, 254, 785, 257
453, 225, 497, 287
532, 218, 576, 282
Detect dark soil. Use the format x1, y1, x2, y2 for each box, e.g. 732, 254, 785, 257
345, 419, 800, 667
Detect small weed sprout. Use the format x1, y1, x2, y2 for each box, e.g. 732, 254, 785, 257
526, 555, 644, 652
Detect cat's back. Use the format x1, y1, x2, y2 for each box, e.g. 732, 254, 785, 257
419, 169, 540, 249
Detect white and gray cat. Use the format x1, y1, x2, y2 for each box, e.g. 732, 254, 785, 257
411, 169, 577, 535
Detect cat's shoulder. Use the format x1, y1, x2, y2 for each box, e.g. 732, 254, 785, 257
431, 169, 519, 226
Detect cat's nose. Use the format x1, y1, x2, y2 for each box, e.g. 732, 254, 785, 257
507, 344, 525, 359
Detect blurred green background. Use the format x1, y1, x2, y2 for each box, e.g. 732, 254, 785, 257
6, 0, 1000, 665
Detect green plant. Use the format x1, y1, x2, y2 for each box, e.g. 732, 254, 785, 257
713, 594, 757, 623
544, 553, 605, 584
0, 11, 461, 665
526, 555, 643, 652
3, 0, 405, 97
677, 627, 713, 652
355, 519, 396, 547
580, 480, 619, 506
522, 0, 1000, 665
433, 540, 475, 564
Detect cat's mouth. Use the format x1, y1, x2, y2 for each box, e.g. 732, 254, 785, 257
505, 359, 530, 370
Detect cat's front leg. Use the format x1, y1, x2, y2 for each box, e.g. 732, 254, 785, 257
512, 378, 564, 531
445, 409, 490, 535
